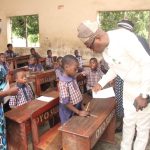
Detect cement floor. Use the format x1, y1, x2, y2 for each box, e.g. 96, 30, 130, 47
28, 122, 150, 150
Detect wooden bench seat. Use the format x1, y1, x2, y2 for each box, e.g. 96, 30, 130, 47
37, 123, 62, 150
31, 97, 61, 150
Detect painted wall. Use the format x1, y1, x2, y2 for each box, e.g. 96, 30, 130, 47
0, 0, 150, 59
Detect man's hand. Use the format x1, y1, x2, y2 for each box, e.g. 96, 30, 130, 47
92, 83, 102, 92
134, 95, 148, 111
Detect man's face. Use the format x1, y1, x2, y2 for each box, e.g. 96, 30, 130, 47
91, 37, 106, 53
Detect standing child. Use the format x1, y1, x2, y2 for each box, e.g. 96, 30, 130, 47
45, 49, 54, 70
82, 58, 104, 95
28, 56, 44, 72
9, 70, 35, 108
58, 55, 89, 124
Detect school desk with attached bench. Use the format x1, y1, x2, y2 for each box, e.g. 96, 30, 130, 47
5, 90, 59, 150
59, 98, 116, 150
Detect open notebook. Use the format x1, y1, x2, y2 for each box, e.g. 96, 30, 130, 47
92, 87, 115, 98
36, 96, 55, 102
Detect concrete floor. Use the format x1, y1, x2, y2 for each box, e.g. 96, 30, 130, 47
28, 122, 150, 150
93, 132, 150, 150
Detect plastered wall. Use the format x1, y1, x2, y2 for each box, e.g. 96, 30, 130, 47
0, 0, 150, 59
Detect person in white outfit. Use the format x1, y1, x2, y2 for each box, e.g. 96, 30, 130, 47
77, 20, 150, 150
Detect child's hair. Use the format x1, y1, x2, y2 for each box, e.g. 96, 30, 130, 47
47, 49, 52, 54
7, 43, 12, 48
62, 55, 78, 69
0, 53, 5, 57
14, 70, 26, 80
90, 57, 98, 63
57, 56, 63, 62
30, 48, 35, 52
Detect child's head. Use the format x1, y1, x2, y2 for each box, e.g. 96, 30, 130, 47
47, 50, 52, 57
7, 44, 13, 51
62, 55, 79, 77
74, 50, 79, 57
57, 56, 63, 66
0, 53, 6, 63
15, 70, 27, 84
30, 48, 36, 55
89, 58, 98, 70
29, 56, 37, 65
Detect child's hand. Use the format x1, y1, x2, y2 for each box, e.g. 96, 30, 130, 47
78, 110, 89, 117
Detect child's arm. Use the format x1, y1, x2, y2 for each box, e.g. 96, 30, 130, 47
66, 103, 89, 117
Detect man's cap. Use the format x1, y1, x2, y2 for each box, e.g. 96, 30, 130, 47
77, 20, 103, 48
117, 19, 134, 31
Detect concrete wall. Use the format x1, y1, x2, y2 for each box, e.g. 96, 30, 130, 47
0, 0, 150, 59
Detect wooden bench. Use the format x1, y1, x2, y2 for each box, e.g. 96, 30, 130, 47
31, 98, 61, 150
34, 70, 56, 96
59, 98, 116, 150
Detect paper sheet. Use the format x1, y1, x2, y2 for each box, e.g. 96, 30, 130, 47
36, 96, 54, 102
92, 87, 115, 98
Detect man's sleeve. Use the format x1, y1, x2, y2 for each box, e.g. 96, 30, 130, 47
98, 68, 117, 88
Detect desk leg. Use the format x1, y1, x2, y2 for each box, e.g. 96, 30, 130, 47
7, 120, 28, 150
100, 116, 116, 144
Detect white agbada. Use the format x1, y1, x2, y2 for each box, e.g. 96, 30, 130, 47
98, 28, 150, 150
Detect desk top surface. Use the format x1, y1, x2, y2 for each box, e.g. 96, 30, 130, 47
59, 98, 116, 138
5, 90, 59, 123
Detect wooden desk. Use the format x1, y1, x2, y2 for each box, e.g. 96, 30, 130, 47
28, 70, 56, 96
5, 90, 59, 150
59, 98, 116, 150
7, 55, 30, 69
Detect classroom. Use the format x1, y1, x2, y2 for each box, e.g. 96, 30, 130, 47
0, 0, 150, 150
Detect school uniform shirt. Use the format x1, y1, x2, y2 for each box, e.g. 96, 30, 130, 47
82, 68, 103, 90
31, 53, 41, 59
0, 62, 9, 75
55, 66, 63, 79
28, 64, 44, 72
58, 74, 82, 105
46, 56, 54, 68
9, 83, 35, 107
5, 50, 16, 58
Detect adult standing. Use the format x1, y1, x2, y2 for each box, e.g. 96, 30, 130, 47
0, 63, 18, 149
77, 20, 150, 150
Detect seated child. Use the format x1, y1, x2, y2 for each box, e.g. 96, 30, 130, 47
30, 48, 41, 59
5, 44, 17, 58
55, 56, 63, 80
9, 70, 35, 108
28, 56, 44, 72
45, 49, 54, 70
82, 58, 104, 95
74, 49, 83, 72
0, 53, 9, 75
58, 55, 89, 124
